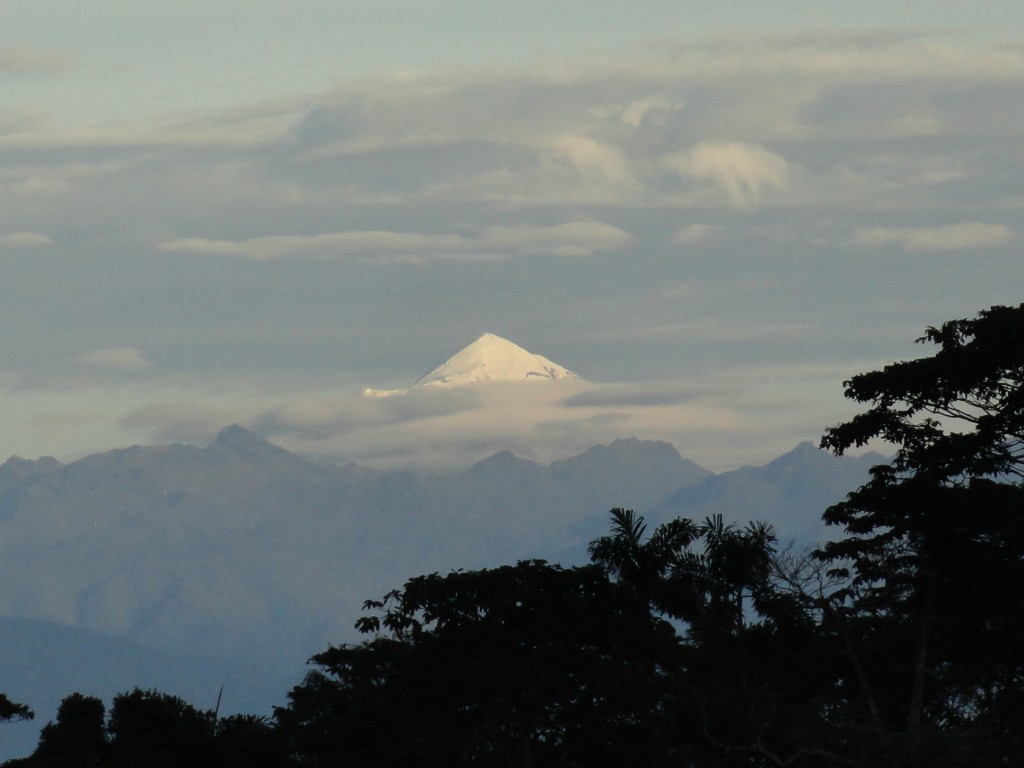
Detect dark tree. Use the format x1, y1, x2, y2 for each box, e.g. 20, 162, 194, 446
29, 694, 107, 767
104, 689, 216, 768
818, 303, 1024, 765
821, 303, 1024, 484
277, 560, 683, 767
0, 694, 32, 724
591, 509, 845, 767
213, 714, 288, 768
8, 690, 288, 768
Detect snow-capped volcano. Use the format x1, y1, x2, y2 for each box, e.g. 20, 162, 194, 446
415, 333, 581, 388
362, 333, 580, 397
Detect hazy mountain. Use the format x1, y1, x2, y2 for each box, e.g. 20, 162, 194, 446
550, 437, 711, 511
0, 427, 707, 658
654, 441, 880, 545
0, 427, 879, 760
0, 455, 62, 497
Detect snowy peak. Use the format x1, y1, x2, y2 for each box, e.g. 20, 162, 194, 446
361, 333, 582, 397
413, 333, 581, 389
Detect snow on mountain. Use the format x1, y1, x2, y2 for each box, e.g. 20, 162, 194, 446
363, 333, 581, 396
417, 333, 581, 387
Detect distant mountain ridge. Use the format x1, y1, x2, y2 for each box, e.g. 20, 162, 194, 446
0, 426, 880, 761
655, 441, 881, 543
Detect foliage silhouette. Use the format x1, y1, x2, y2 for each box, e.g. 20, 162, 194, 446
277, 560, 682, 767
7, 689, 286, 768
591, 509, 848, 766
818, 303, 1024, 765
30, 693, 106, 767
0, 695, 32, 724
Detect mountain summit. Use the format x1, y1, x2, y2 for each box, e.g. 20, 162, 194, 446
413, 333, 581, 388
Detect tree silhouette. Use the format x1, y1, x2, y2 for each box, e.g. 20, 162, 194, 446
104, 689, 215, 768
277, 560, 683, 767
7, 690, 288, 768
0, 694, 32, 724
818, 303, 1024, 765
591, 510, 846, 767
29, 693, 106, 767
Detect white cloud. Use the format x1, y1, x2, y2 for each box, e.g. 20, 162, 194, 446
478, 221, 631, 257
158, 232, 462, 260
541, 134, 639, 192
854, 221, 1014, 251
158, 221, 630, 262
71, 348, 152, 373
256, 381, 745, 470
671, 224, 718, 245
664, 141, 791, 208
619, 95, 684, 127
105, 372, 764, 471
1, 231, 53, 248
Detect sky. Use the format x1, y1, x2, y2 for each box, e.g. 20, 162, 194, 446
1, 2, 1022, 471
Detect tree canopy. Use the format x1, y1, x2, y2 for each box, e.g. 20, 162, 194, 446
817, 303, 1024, 765
0, 694, 32, 724
277, 560, 683, 767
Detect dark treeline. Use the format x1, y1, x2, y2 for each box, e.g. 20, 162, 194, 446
4, 304, 1023, 767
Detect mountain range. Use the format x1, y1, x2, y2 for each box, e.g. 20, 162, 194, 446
0, 426, 879, 760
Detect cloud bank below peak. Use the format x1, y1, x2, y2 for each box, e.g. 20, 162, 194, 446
116, 372, 784, 473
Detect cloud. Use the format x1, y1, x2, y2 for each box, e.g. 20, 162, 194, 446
541, 134, 640, 191
478, 222, 631, 257
656, 32, 1024, 85
2, 31, 1023, 472
71, 348, 152, 373
618, 95, 684, 128
658, 281, 700, 300
1, 231, 53, 248
561, 382, 717, 409
157, 232, 463, 260
664, 142, 791, 208
120, 402, 244, 445
670, 224, 718, 245
158, 221, 630, 262
0, 46, 72, 76
114, 376, 752, 471
854, 221, 1014, 251
254, 387, 483, 439
2, 33, 1020, 229
121, 386, 485, 450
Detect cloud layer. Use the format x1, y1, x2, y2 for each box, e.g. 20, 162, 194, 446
158, 221, 631, 262
0, 30, 1020, 469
